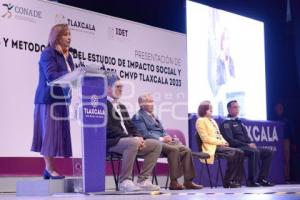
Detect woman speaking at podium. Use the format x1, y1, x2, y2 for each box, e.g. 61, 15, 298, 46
31, 24, 74, 179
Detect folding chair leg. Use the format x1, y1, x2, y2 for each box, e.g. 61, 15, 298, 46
152, 166, 156, 184
132, 158, 141, 181
151, 165, 159, 185
154, 174, 158, 185
215, 162, 220, 187
199, 162, 204, 179
117, 159, 121, 187
243, 165, 247, 184
215, 159, 224, 187
165, 176, 169, 189
110, 156, 118, 191
219, 159, 224, 185
165, 172, 169, 189
135, 158, 141, 173
205, 159, 213, 188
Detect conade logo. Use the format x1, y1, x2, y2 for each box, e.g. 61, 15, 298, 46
1, 2, 42, 19
1, 3, 14, 18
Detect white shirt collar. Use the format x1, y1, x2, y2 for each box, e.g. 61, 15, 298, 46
107, 96, 118, 104
145, 110, 154, 117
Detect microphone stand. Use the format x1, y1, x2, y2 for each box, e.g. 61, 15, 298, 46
69, 47, 85, 68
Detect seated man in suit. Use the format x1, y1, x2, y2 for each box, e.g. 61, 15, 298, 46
106, 73, 162, 192
219, 100, 274, 187
132, 93, 203, 190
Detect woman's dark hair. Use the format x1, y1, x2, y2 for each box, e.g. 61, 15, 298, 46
198, 100, 211, 117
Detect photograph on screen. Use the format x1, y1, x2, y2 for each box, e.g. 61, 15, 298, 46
187, 1, 266, 120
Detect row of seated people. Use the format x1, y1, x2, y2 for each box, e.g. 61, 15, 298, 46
196, 100, 274, 188
106, 72, 274, 192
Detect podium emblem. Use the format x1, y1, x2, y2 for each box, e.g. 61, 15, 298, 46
90, 95, 99, 108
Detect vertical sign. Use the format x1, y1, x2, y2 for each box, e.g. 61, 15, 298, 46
80, 74, 107, 192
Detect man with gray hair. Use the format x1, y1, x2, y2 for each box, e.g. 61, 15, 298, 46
105, 72, 162, 192
132, 93, 202, 190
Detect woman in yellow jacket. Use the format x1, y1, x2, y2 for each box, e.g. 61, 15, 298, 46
196, 100, 244, 188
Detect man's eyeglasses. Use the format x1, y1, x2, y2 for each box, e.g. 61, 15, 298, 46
115, 85, 123, 88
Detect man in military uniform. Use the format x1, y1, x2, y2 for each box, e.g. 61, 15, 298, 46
219, 100, 274, 187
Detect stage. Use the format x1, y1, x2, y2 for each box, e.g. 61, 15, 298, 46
1, 185, 300, 200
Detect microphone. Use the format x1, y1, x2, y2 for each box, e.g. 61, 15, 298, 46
69, 47, 77, 54
69, 47, 84, 68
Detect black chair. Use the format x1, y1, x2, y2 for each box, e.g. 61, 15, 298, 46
150, 155, 165, 187
106, 152, 122, 191
214, 152, 225, 187
195, 133, 225, 188
107, 151, 142, 191
149, 129, 213, 189
195, 133, 214, 188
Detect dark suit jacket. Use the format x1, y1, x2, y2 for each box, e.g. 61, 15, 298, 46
219, 117, 251, 148
34, 46, 74, 104
132, 109, 166, 140
106, 100, 142, 149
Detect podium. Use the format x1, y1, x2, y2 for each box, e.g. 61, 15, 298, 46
50, 67, 107, 193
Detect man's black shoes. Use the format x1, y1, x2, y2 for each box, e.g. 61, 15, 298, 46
224, 181, 241, 188
246, 180, 260, 187
257, 179, 274, 187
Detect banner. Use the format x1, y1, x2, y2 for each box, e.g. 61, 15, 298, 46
0, 0, 187, 157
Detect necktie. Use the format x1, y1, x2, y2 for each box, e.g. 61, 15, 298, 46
150, 114, 163, 129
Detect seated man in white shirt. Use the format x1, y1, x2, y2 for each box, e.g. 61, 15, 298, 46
105, 72, 162, 192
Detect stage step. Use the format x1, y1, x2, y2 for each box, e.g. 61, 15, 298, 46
16, 178, 82, 196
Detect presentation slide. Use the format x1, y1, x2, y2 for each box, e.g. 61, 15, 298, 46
187, 1, 266, 120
